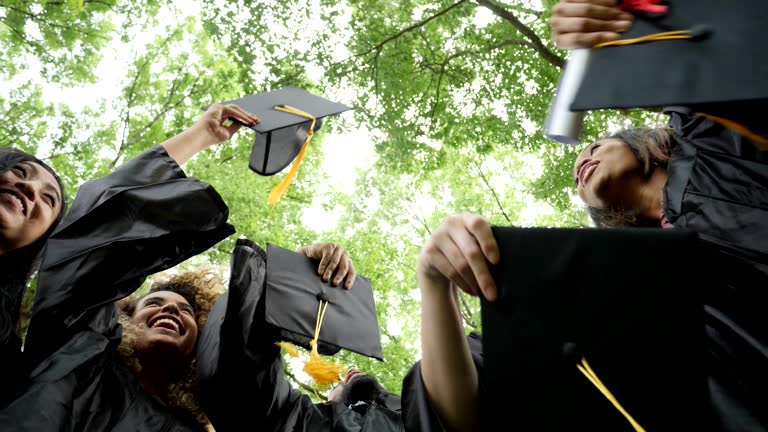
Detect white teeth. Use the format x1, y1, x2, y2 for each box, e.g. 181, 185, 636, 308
152, 318, 180, 332
1, 192, 24, 214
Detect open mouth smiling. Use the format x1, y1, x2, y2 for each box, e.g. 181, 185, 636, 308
0, 189, 28, 216
148, 314, 184, 335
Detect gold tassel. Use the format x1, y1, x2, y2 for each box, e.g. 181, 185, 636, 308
576, 357, 646, 432
697, 112, 768, 150
303, 339, 344, 387
275, 341, 300, 358
268, 105, 317, 205
275, 300, 346, 388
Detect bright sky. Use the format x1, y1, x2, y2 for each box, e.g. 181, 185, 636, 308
2, 0, 580, 387
0, 0, 380, 233
1, 0, 560, 234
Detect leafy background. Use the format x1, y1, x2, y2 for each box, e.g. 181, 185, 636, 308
3, 0, 664, 398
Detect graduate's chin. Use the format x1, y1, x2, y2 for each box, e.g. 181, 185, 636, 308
138, 331, 193, 359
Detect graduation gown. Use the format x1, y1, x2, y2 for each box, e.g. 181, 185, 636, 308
400, 111, 768, 431
401, 333, 483, 432
0, 145, 234, 431
197, 239, 403, 432
664, 109, 768, 431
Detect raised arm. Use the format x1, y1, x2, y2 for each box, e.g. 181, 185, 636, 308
413, 214, 499, 432
24, 104, 257, 365
550, 0, 633, 49
197, 240, 356, 432
161, 103, 258, 165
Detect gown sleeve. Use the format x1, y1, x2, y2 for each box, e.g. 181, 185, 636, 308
400, 332, 484, 432
197, 239, 313, 432
24, 145, 235, 365
662, 107, 768, 261
664, 106, 768, 163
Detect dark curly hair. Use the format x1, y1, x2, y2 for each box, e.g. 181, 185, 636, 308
585, 128, 672, 228
0, 147, 67, 352
117, 269, 225, 430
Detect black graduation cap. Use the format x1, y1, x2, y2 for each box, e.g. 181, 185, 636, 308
480, 227, 712, 431
206, 87, 352, 203
265, 243, 384, 363
214, 87, 352, 175
570, 0, 768, 142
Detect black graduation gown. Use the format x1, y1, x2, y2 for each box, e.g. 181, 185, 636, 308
401, 333, 483, 432
0, 145, 234, 431
400, 111, 768, 431
197, 239, 403, 432
664, 109, 768, 432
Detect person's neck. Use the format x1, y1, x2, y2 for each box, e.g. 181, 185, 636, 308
627, 167, 668, 222
134, 356, 181, 398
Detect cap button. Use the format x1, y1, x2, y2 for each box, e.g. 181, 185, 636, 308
562, 342, 580, 362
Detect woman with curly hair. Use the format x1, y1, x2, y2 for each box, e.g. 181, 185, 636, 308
0, 147, 67, 404
196, 241, 404, 432
0, 103, 258, 431
117, 270, 226, 428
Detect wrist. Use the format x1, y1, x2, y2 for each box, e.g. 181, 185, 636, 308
418, 271, 453, 299
160, 124, 216, 166
185, 123, 217, 150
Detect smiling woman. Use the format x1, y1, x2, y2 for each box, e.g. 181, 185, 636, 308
117, 270, 224, 426
572, 128, 671, 227
0, 147, 66, 405
0, 158, 63, 254
0, 105, 252, 430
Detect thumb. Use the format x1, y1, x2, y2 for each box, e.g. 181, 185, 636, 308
225, 121, 242, 138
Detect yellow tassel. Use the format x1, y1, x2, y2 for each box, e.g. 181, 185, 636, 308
303, 340, 344, 387
594, 30, 693, 48
697, 112, 768, 150
576, 357, 646, 432
268, 105, 317, 205
275, 341, 301, 358
267, 134, 311, 205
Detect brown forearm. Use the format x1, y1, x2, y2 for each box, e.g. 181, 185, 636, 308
419, 278, 479, 432
160, 125, 213, 166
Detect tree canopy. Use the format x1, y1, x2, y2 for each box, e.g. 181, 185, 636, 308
5, 0, 664, 399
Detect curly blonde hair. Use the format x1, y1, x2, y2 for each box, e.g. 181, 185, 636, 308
117, 269, 225, 430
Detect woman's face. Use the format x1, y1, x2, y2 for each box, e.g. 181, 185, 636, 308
132, 290, 199, 360
573, 139, 642, 209
0, 161, 63, 255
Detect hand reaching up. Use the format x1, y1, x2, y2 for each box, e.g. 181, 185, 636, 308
417, 213, 500, 301
297, 242, 357, 288
551, 0, 634, 49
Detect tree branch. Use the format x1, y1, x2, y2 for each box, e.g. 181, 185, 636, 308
41, 148, 80, 161
110, 44, 198, 168
457, 290, 478, 329
0, 4, 110, 40
412, 203, 432, 236
285, 370, 328, 401
1, 21, 48, 56
427, 38, 533, 126
109, 81, 194, 168
474, 0, 564, 68
472, 158, 512, 224
358, 0, 470, 58
113, 36, 178, 168
380, 325, 401, 345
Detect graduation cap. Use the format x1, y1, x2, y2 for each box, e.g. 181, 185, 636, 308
480, 227, 712, 431
265, 244, 383, 387
207, 87, 352, 204
545, 0, 768, 148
